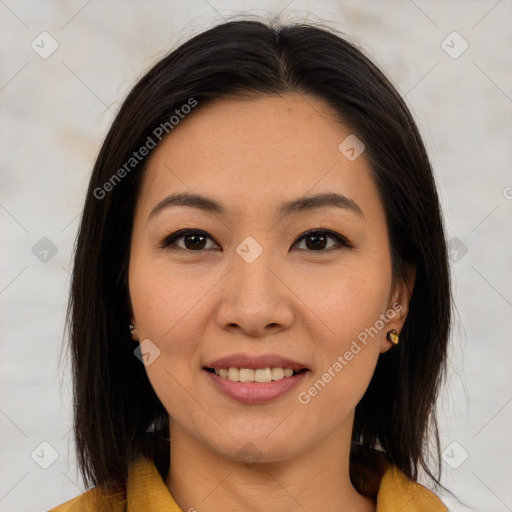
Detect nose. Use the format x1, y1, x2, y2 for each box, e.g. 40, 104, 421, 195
215, 245, 295, 338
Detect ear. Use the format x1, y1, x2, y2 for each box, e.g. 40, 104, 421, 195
127, 295, 139, 341
380, 263, 416, 354
129, 316, 139, 342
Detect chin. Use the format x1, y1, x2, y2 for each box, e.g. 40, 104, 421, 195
207, 432, 307, 466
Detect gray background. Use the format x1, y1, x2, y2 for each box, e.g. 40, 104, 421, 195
1, 1, 511, 511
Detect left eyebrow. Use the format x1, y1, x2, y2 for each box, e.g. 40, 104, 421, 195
277, 192, 364, 218
147, 191, 364, 222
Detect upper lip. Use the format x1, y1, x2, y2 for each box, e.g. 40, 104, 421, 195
204, 353, 309, 372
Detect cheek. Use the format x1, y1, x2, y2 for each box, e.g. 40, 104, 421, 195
129, 250, 212, 342
301, 254, 391, 339
128, 259, 205, 415
129, 256, 181, 375
128, 251, 223, 399
297, 261, 390, 407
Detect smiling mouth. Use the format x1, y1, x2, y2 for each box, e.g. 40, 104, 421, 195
204, 367, 307, 383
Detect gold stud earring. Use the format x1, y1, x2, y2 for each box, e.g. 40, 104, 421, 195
387, 329, 399, 345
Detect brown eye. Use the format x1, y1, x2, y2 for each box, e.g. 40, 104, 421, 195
160, 228, 351, 252
160, 230, 218, 251
293, 229, 351, 251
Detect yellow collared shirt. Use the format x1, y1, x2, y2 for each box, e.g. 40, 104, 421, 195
50, 454, 448, 512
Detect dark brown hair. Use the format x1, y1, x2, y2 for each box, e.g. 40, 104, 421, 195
66, 17, 451, 494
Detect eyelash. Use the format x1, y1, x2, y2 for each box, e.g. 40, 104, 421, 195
159, 228, 353, 253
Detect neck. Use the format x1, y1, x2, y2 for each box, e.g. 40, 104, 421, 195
165, 416, 375, 512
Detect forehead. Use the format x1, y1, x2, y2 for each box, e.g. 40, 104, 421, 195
138, 93, 380, 220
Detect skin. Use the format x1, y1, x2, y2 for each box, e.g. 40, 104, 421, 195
128, 93, 415, 512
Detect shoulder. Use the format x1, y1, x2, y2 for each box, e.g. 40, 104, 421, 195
49, 486, 127, 512
378, 465, 448, 511
350, 446, 448, 511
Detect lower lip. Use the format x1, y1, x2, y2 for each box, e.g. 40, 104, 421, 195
204, 369, 309, 404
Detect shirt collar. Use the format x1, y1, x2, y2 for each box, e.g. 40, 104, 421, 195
126, 454, 447, 512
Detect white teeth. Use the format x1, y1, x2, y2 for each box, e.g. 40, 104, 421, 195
271, 367, 284, 380
213, 367, 299, 382
239, 368, 254, 382
255, 368, 272, 383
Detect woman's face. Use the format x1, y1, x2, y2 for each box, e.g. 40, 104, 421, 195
128, 93, 412, 463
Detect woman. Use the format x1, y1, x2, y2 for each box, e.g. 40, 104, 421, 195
51, 17, 451, 511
